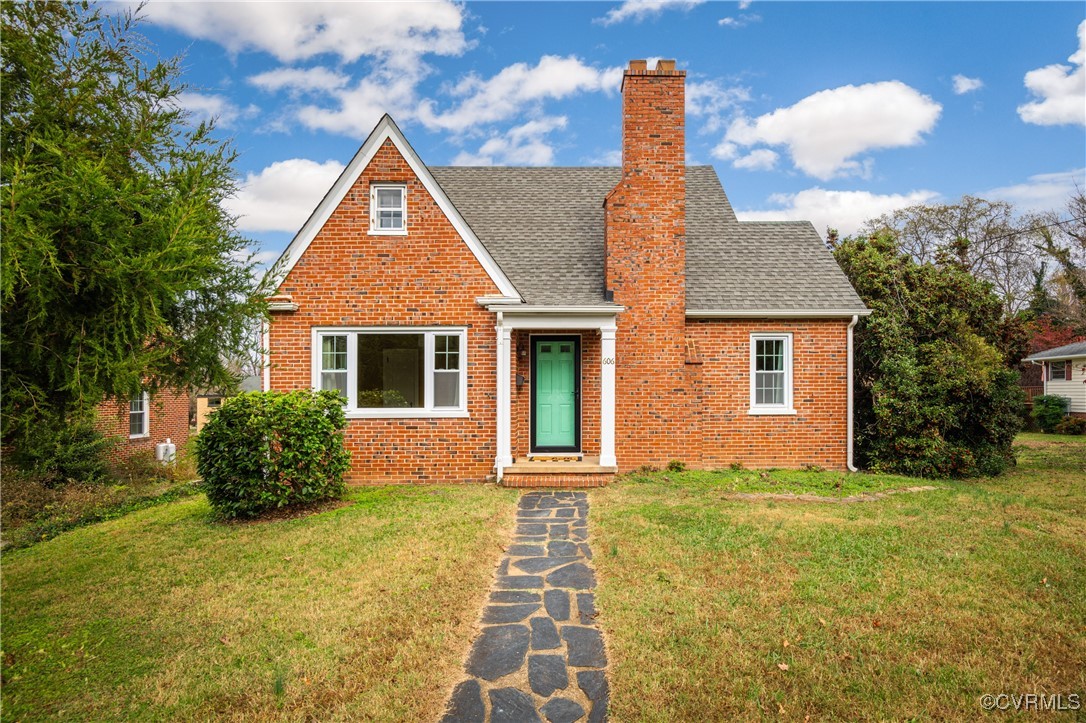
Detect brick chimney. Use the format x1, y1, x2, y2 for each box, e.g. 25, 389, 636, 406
604, 59, 687, 469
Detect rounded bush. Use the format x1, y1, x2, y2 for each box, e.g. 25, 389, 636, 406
1054, 416, 1086, 435
196, 390, 350, 518
1032, 395, 1069, 434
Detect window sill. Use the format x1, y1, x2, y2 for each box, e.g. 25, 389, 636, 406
747, 407, 797, 416
368, 229, 408, 237
129, 433, 150, 440
345, 409, 469, 419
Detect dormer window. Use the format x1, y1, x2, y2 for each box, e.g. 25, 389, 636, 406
370, 184, 406, 234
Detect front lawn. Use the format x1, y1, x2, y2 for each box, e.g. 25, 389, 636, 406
591, 435, 1086, 720
1, 486, 516, 721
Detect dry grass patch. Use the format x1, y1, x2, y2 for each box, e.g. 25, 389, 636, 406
1, 485, 517, 721
591, 436, 1086, 721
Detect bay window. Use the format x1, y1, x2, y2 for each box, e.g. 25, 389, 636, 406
314, 327, 467, 417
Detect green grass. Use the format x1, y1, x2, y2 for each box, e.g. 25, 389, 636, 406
591, 435, 1086, 721
1, 485, 517, 721
624, 466, 936, 497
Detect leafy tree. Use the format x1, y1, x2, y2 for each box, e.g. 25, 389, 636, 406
834, 233, 1024, 478
1, 2, 268, 440
1035, 187, 1086, 333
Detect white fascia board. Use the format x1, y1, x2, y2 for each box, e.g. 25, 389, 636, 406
1023, 354, 1086, 363
687, 309, 872, 319
269, 114, 522, 301
487, 305, 625, 315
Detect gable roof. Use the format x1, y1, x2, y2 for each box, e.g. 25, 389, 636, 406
1024, 341, 1086, 361
271, 115, 520, 299
431, 165, 867, 314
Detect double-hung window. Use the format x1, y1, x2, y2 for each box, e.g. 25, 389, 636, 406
314, 328, 467, 417
749, 333, 795, 414
370, 184, 406, 234
1048, 360, 1068, 381
130, 392, 150, 438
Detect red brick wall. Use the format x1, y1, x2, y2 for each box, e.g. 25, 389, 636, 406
97, 388, 190, 463
511, 330, 601, 460
685, 319, 850, 470
268, 139, 503, 484
605, 61, 689, 470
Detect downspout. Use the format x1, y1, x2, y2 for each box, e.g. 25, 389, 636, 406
495, 310, 505, 483
262, 320, 270, 392
847, 314, 859, 472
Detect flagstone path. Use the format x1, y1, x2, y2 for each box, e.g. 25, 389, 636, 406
441, 491, 609, 723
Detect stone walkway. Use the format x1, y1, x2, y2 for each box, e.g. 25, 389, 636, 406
441, 491, 609, 723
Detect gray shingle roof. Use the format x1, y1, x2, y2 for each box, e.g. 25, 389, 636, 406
429, 165, 866, 313
1024, 341, 1086, 361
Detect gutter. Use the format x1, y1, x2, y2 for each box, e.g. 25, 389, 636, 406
687, 309, 872, 319
847, 314, 859, 472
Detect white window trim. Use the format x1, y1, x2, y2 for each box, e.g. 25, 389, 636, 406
312, 326, 469, 419
749, 333, 796, 415
1048, 360, 1067, 381
369, 183, 407, 236
129, 392, 150, 438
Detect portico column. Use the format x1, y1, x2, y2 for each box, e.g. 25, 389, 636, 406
495, 320, 514, 477
600, 325, 617, 468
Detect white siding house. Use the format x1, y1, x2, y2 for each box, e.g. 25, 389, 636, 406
1024, 341, 1086, 415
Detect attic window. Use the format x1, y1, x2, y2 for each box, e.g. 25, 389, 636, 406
370, 184, 406, 234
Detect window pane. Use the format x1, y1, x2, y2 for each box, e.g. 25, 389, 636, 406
756, 371, 784, 405
434, 371, 460, 407
322, 335, 347, 371
358, 334, 424, 407
377, 188, 402, 209
129, 396, 146, 436
755, 339, 784, 372
435, 334, 460, 372
378, 210, 403, 229
321, 371, 348, 400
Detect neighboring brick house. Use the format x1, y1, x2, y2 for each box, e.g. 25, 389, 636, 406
265, 59, 869, 486
97, 388, 190, 464
1023, 342, 1086, 418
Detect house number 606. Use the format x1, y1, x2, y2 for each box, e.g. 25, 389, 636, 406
602, 357, 616, 365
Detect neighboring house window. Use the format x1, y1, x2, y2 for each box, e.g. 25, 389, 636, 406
130, 392, 150, 438
314, 328, 467, 417
1048, 360, 1068, 381
370, 184, 406, 234
749, 333, 795, 414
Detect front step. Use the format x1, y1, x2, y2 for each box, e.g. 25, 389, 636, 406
500, 455, 617, 488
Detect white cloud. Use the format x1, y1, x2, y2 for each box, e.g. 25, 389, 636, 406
418, 56, 622, 133
738, 188, 940, 238
224, 159, 346, 233
585, 149, 622, 165
686, 80, 750, 133
451, 116, 568, 166
1017, 20, 1086, 127
984, 168, 1086, 213
248, 67, 350, 96
724, 81, 942, 179
718, 13, 761, 28
176, 92, 257, 127
596, 0, 705, 26
952, 74, 984, 95
141, 1, 468, 68
711, 141, 739, 161
738, 0, 753, 9
732, 148, 778, 171
294, 72, 421, 137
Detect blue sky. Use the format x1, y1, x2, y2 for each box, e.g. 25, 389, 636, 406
133, 1, 1086, 263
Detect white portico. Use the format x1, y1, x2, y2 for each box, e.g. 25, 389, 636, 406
488, 304, 622, 482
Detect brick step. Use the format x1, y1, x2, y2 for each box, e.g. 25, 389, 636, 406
500, 473, 613, 489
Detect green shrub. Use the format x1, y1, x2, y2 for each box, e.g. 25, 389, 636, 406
1032, 395, 1069, 434
834, 233, 1025, 478
1054, 416, 1086, 435
196, 390, 351, 518
9, 417, 114, 486
666, 459, 686, 472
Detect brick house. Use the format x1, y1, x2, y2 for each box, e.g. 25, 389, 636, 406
97, 389, 190, 464
265, 59, 869, 486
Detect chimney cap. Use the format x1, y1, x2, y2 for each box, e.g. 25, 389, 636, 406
628, 59, 647, 71
655, 59, 676, 71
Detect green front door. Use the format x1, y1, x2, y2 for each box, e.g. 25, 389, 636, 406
532, 337, 579, 451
